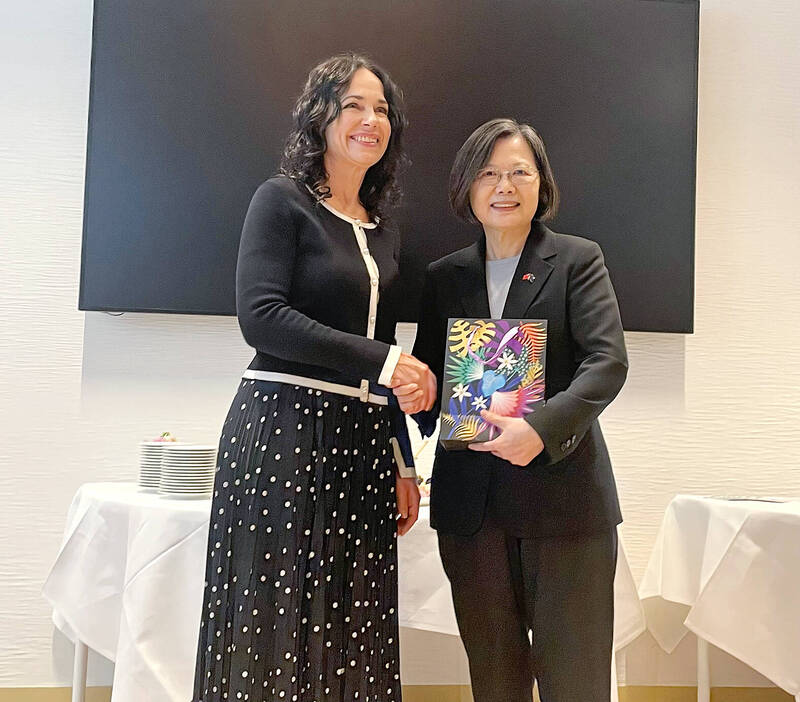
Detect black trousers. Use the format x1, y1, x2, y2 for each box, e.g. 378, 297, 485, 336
438, 520, 617, 702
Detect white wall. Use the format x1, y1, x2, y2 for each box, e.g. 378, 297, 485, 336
2, 0, 799, 689
610, 0, 800, 685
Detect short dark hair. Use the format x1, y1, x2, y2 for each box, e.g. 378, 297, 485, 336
280, 53, 408, 221
449, 118, 559, 223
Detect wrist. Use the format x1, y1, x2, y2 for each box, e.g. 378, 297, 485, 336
379, 345, 402, 386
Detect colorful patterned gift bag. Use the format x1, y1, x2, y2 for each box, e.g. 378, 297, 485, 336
439, 318, 547, 449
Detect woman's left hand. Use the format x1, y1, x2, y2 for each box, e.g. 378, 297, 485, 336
395, 475, 420, 536
468, 409, 545, 466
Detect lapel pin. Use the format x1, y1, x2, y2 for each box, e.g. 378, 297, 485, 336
522, 272, 536, 283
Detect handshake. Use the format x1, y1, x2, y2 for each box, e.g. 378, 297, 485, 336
388, 352, 437, 415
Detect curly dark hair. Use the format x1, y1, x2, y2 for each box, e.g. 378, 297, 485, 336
280, 53, 408, 221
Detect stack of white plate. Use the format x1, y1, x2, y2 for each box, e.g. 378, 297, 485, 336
138, 441, 175, 491
158, 444, 217, 499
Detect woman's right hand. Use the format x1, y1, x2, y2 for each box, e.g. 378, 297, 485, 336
389, 353, 437, 414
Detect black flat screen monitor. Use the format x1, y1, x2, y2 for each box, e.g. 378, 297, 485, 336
79, 0, 698, 332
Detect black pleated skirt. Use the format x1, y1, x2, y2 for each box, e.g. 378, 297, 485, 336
192, 378, 402, 702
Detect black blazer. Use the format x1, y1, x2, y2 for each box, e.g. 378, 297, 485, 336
412, 221, 628, 537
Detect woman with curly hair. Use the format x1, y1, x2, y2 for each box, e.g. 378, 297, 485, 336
192, 53, 435, 702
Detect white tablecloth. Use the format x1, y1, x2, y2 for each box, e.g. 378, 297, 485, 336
44, 482, 643, 702
639, 494, 800, 700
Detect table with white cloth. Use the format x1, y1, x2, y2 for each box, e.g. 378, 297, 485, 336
44, 482, 644, 702
639, 494, 800, 702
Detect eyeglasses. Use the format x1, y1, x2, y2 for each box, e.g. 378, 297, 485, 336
474, 167, 539, 187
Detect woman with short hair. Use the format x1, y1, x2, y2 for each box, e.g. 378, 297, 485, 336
192, 53, 434, 702
408, 118, 628, 702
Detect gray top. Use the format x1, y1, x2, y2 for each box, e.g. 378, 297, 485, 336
485, 253, 522, 318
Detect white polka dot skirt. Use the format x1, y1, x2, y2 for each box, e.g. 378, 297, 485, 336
192, 379, 402, 702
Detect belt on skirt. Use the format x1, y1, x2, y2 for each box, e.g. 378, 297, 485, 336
241, 369, 418, 479
241, 370, 389, 405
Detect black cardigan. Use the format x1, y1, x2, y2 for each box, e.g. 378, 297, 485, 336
237, 176, 403, 387
235, 176, 415, 474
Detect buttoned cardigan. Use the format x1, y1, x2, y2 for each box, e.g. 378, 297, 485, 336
236, 175, 415, 477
